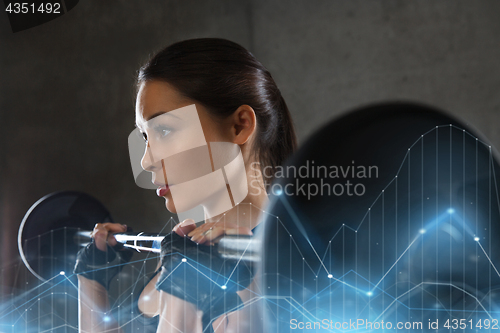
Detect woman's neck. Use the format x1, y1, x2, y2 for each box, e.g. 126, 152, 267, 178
204, 185, 269, 230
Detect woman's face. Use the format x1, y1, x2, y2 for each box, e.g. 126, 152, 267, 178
135, 80, 231, 213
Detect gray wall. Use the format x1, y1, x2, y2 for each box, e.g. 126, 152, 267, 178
1, 0, 499, 290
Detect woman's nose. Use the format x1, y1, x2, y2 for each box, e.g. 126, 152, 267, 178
140, 142, 158, 172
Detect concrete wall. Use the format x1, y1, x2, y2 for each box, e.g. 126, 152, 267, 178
1, 0, 499, 290
252, 0, 500, 142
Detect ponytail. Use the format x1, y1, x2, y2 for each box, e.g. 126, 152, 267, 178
259, 94, 297, 189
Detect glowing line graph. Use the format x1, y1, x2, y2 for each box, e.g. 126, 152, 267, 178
275, 207, 500, 318
269, 124, 500, 281
255, 124, 500, 331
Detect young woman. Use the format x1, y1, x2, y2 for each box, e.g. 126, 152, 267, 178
76, 38, 296, 333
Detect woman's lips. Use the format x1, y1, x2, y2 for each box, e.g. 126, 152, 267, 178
156, 185, 170, 197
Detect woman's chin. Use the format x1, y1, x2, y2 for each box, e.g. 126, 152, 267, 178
165, 196, 204, 215
164, 197, 177, 214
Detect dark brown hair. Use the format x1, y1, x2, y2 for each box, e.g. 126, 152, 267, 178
136, 38, 297, 189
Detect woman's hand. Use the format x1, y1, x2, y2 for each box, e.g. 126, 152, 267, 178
91, 222, 128, 251
156, 221, 256, 330
172, 219, 253, 245
73, 222, 133, 289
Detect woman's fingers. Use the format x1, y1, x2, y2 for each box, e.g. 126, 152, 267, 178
91, 223, 128, 252
186, 222, 215, 241
188, 223, 253, 245
190, 226, 225, 244
186, 222, 216, 238
172, 219, 196, 237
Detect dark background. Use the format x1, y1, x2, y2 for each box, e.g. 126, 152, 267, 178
1, 0, 499, 291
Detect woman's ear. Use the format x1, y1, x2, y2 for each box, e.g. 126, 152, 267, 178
231, 105, 256, 145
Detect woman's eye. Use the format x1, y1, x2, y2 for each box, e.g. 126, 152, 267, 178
155, 126, 172, 138
142, 132, 148, 142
